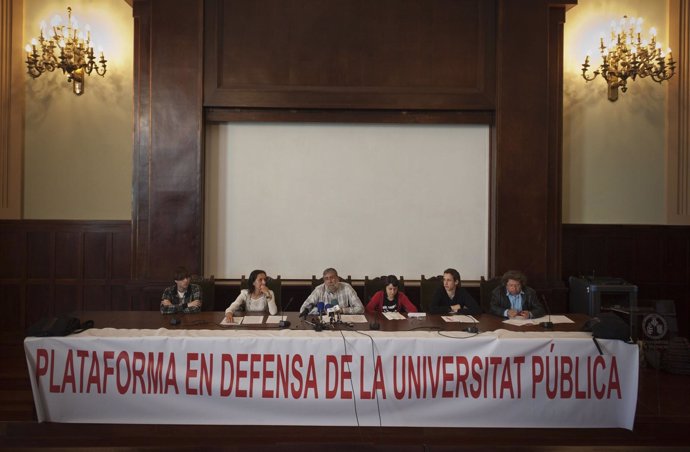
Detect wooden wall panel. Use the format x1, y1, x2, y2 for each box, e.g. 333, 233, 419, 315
0, 284, 21, 330
132, 0, 204, 280
84, 232, 108, 279
0, 221, 133, 330
204, 0, 495, 109
54, 285, 79, 314
0, 230, 24, 278
55, 232, 81, 279
25, 284, 50, 326
84, 285, 109, 311
112, 230, 131, 280
562, 224, 690, 338
27, 232, 51, 279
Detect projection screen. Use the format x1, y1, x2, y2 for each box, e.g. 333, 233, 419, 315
205, 123, 489, 280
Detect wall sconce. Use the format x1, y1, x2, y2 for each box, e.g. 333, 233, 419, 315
581, 16, 676, 101
25, 6, 107, 96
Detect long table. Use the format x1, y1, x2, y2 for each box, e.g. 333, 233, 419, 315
24, 311, 639, 429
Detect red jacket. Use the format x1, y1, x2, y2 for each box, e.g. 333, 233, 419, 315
366, 290, 418, 313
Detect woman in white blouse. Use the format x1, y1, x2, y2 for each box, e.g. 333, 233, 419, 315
225, 269, 278, 321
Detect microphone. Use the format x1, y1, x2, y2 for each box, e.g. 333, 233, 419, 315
466, 315, 479, 334
279, 297, 294, 329
539, 294, 554, 329
299, 301, 315, 319
317, 301, 325, 316
369, 302, 381, 330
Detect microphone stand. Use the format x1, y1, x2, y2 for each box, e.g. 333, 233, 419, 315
539, 294, 554, 329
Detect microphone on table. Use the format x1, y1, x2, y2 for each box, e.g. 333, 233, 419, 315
369, 302, 381, 330
465, 313, 479, 334
539, 294, 554, 329
279, 297, 294, 329
299, 301, 315, 319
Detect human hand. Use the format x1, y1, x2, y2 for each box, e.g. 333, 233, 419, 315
507, 309, 518, 318
450, 304, 461, 313
189, 300, 201, 308
225, 311, 234, 321
161, 299, 173, 307
517, 310, 530, 319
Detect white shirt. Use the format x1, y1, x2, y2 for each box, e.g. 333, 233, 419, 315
226, 289, 278, 315
299, 282, 364, 314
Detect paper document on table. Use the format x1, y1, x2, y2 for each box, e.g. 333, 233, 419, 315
341, 315, 368, 323
441, 315, 478, 323
406, 312, 426, 318
503, 315, 574, 326
265, 316, 283, 324
240, 316, 265, 325
383, 312, 406, 320
220, 316, 243, 326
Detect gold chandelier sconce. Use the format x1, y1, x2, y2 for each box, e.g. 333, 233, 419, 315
581, 16, 676, 101
25, 6, 107, 96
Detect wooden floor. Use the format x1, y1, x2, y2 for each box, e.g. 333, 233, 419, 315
2, 332, 690, 451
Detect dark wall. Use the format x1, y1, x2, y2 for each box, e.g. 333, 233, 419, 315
563, 224, 690, 337
0, 221, 132, 331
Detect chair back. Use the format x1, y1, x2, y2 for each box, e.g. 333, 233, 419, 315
479, 276, 502, 313
419, 275, 443, 313
364, 275, 405, 301
191, 275, 215, 311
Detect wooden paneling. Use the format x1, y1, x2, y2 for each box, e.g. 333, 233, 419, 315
132, 0, 204, 280
0, 220, 133, 330
204, 0, 495, 110
562, 224, 690, 337
55, 232, 80, 279
491, 1, 566, 289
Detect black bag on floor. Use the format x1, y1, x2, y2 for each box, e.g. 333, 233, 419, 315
583, 312, 631, 341
26, 316, 94, 337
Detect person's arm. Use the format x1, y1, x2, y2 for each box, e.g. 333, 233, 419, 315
344, 285, 364, 314
266, 290, 278, 315
489, 287, 508, 317
428, 288, 449, 314
458, 288, 481, 316
225, 291, 247, 319
398, 292, 418, 313
183, 284, 202, 313
524, 288, 545, 319
299, 287, 321, 315
366, 291, 383, 313
160, 287, 180, 315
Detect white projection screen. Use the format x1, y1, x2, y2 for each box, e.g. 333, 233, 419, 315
205, 123, 489, 280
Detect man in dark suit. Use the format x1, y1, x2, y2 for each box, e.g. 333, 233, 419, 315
490, 270, 545, 319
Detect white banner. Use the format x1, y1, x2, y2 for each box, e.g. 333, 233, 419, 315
24, 329, 638, 429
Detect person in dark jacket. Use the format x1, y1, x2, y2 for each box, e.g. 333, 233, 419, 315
429, 268, 481, 315
489, 270, 545, 319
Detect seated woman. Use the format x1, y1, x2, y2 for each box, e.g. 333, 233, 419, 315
366, 275, 418, 313
225, 269, 278, 321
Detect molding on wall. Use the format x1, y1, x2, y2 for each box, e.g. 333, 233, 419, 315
0, 0, 23, 219
667, 0, 690, 224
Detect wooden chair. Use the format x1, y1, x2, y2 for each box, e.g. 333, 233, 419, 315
363, 275, 405, 301
419, 275, 443, 313
191, 275, 215, 311
479, 276, 502, 314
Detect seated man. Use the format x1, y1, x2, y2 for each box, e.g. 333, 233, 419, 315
299, 267, 364, 315
429, 268, 481, 315
160, 267, 202, 314
489, 270, 545, 319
